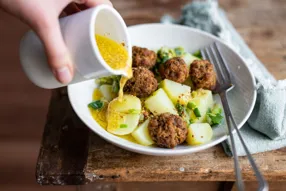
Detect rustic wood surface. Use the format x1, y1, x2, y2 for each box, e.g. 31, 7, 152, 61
35, 0, 286, 186
36, 90, 90, 185
36, 88, 286, 184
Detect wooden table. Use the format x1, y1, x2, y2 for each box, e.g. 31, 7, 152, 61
35, 0, 286, 189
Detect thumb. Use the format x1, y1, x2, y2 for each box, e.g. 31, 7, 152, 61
35, 16, 74, 84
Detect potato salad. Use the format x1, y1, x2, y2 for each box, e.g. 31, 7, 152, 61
88, 46, 223, 148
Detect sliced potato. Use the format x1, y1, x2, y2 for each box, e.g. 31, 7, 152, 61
160, 79, 191, 105
132, 119, 154, 146
186, 123, 213, 145
99, 84, 116, 102
144, 88, 177, 115
108, 94, 141, 112
107, 95, 141, 135
190, 89, 214, 123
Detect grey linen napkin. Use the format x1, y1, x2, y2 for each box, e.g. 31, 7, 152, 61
161, 0, 286, 156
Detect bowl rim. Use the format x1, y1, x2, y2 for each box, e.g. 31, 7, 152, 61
68, 23, 257, 156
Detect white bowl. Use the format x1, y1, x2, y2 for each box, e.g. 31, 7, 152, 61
68, 24, 256, 156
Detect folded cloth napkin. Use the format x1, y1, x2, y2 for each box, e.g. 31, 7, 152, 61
161, 0, 286, 156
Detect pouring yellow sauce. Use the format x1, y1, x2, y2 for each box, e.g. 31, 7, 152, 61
95, 34, 132, 101
118, 66, 132, 101
91, 34, 136, 143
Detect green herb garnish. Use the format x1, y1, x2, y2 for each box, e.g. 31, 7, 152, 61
120, 124, 128, 128
88, 100, 104, 110
187, 102, 197, 110
112, 78, 120, 93
207, 104, 223, 126
157, 47, 176, 64
127, 109, 141, 114
189, 119, 194, 125
191, 91, 198, 98
193, 50, 202, 59
174, 46, 185, 56
96, 75, 116, 85
193, 108, 201, 118
207, 113, 223, 125
187, 102, 200, 117
175, 103, 184, 116
212, 104, 222, 114
96, 75, 121, 93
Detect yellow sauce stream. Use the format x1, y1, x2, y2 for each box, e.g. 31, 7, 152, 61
95, 34, 132, 101
119, 65, 132, 101
92, 34, 135, 143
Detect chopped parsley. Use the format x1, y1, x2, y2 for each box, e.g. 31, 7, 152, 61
193, 50, 202, 59
207, 113, 223, 125
207, 104, 223, 126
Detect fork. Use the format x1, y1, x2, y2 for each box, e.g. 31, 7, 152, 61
201, 42, 268, 191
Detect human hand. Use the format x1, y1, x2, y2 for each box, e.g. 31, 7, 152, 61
0, 0, 112, 84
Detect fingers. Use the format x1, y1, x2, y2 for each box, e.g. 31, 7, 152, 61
75, 0, 113, 7
63, 0, 112, 17
35, 16, 73, 84
33, 0, 112, 84
72, 3, 89, 11
64, 3, 82, 15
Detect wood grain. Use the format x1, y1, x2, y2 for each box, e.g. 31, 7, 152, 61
36, 90, 90, 185
33, 0, 286, 185
36, 88, 286, 184
84, 137, 286, 182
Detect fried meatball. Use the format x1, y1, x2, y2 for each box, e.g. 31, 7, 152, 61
148, 113, 188, 148
190, 60, 217, 90
159, 57, 189, 83
124, 67, 158, 98
132, 46, 157, 69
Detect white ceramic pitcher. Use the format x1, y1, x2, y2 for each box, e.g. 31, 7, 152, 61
19, 5, 131, 89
